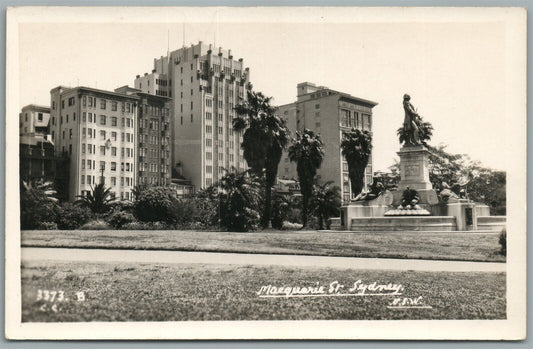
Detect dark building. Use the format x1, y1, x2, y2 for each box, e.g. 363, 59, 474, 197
19, 135, 70, 201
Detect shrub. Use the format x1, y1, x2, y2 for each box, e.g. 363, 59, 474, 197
134, 186, 178, 223
110, 200, 134, 213
37, 221, 58, 230
499, 229, 506, 256
79, 220, 111, 230
271, 193, 290, 230
106, 211, 136, 229
121, 221, 170, 230
56, 202, 93, 230
20, 190, 58, 230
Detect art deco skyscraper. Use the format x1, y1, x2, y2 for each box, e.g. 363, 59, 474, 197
135, 42, 250, 189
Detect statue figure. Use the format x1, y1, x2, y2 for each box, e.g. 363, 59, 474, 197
354, 177, 385, 201
399, 187, 421, 209
402, 94, 422, 146
438, 181, 459, 202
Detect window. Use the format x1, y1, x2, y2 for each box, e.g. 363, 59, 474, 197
69, 129, 73, 139
112, 101, 117, 111
82, 160, 86, 169
121, 147, 125, 157
190, 101, 193, 110
206, 112, 212, 120
82, 144, 86, 154
206, 152, 212, 160
315, 103, 320, 109
68, 97, 75, 106
218, 127, 223, 135
121, 133, 125, 142
61, 100, 65, 109
121, 102, 125, 113
100, 115, 106, 125
52, 101, 56, 110
83, 112, 86, 122
100, 99, 106, 109
100, 130, 106, 140
100, 146, 106, 156
37, 113, 43, 122
100, 161, 106, 170
126, 103, 131, 113
206, 165, 212, 173
111, 177, 116, 186
81, 175, 85, 185
111, 132, 117, 141
66, 115, 69, 123
191, 114, 193, 123
206, 138, 212, 147
112, 117, 117, 126
218, 153, 223, 161
206, 98, 212, 107
87, 160, 92, 169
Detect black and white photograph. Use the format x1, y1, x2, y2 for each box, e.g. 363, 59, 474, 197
4, 6, 527, 340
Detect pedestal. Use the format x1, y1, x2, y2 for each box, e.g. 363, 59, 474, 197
392, 145, 439, 206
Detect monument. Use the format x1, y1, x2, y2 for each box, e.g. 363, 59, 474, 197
332, 94, 506, 232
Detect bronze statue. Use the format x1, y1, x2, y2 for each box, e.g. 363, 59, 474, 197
402, 94, 421, 145
400, 187, 420, 209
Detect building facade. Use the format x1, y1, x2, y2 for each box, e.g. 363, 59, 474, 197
115, 86, 172, 186
49, 86, 139, 201
19, 104, 51, 137
135, 42, 250, 189
278, 82, 378, 203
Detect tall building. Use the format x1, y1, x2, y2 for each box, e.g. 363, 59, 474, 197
135, 42, 251, 188
19, 104, 51, 137
115, 85, 172, 187
49, 86, 139, 201
278, 82, 378, 203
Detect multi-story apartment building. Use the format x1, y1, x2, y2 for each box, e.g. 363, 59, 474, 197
135, 42, 251, 189
19, 104, 51, 137
278, 82, 378, 203
115, 86, 172, 186
49, 86, 139, 201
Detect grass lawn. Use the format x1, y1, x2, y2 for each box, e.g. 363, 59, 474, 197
22, 229, 505, 262
21, 261, 506, 322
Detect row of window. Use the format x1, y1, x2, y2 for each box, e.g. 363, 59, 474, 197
81, 144, 134, 158
80, 175, 133, 187
81, 159, 134, 172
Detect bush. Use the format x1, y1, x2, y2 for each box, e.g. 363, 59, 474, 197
106, 211, 136, 229
134, 187, 178, 223
37, 221, 58, 230
79, 220, 111, 230
56, 202, 93, 230
499, 229, 506, 256
110, 200, 134, 213
20, 190, 58, 230
121, 221, 170, 230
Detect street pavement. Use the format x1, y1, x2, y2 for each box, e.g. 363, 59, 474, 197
21, 247, 506, 273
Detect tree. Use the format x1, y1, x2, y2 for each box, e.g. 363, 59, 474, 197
133, 186, 178, 223
397, 120, 433, 146
217, 170, 262, 232
233, 89, 290, 228
311, 181, 341, 230
340, 128, 373, 198
76, 182, 115, 214
20, 180, 58, 229
288, 129, 324, 227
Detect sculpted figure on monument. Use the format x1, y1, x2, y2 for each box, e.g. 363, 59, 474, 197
400, 187, 421, 209
397, 94, 433, 146
402, 94, 421, 145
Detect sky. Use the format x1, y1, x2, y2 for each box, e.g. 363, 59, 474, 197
17, 15, 508, 172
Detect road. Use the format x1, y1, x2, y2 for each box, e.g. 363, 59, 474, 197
21, 247, 506, 272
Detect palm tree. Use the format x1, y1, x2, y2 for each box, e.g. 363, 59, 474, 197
288, 129, 324, 228
76, 182, 115, 214
233, 89, 290, 228
21, 179, 58, 203
217, 170, 262, 232
311, 181, 341, 230
397, 119, 433, 146
340, 128, 373, 198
